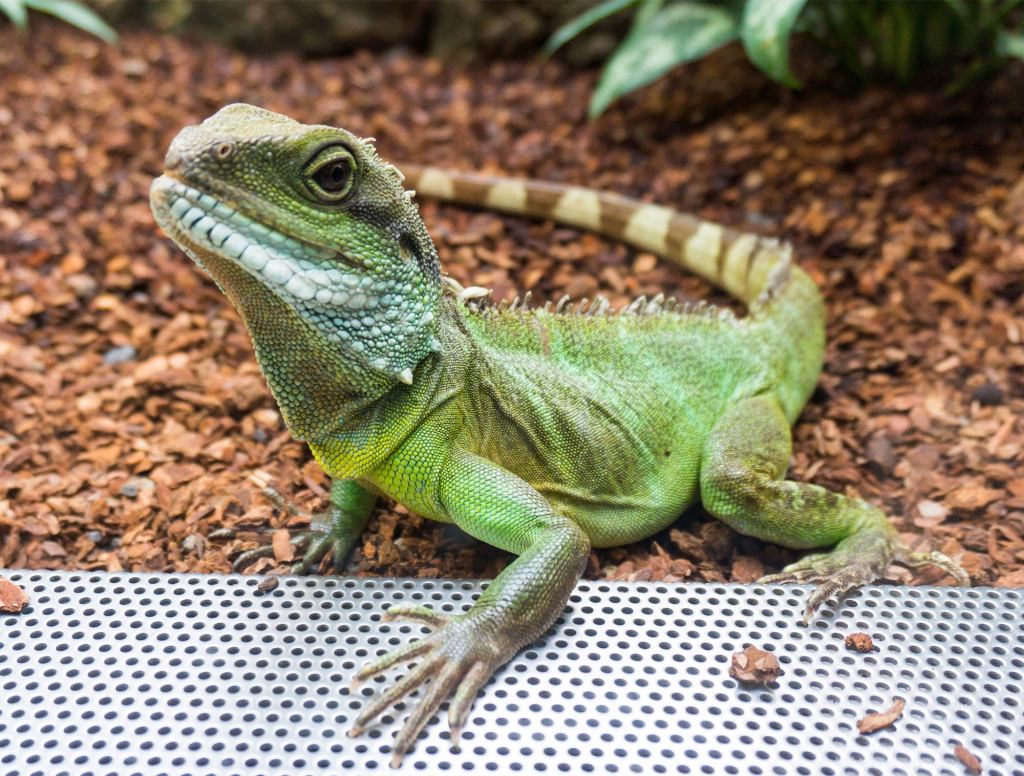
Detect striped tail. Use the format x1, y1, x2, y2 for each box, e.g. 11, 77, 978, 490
401, 164, 799, 310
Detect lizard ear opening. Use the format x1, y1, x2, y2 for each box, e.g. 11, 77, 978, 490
399, 231, 437, 281
398, 232, 421, 264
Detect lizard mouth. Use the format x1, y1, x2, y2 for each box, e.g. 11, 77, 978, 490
150, 175, 370, 308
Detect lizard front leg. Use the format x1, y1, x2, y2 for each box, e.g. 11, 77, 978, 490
349, 450, 590, 765
232, 478, 375, 574
700, 394, 968, 622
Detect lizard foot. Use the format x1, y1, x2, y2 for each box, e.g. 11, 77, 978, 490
230, 485, 357, 575
349, 603, 508, 767
759, 531, 968, 625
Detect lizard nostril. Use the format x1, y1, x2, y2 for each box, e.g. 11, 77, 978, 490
164, 147, 182, 171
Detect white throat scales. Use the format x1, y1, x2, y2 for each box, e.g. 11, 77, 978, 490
161, 179, 434, 384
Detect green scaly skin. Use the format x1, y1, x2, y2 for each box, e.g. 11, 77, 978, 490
149, 104, 968, 765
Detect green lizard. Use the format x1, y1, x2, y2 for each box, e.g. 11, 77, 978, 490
149, 103, 968, 765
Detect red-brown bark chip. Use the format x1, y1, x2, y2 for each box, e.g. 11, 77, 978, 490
729, 646, 782, 685
0, 577, 29, 613
256, 576, 280, 593
271, 529, 294, 563
954, 744, 982, 774
844, 632, 874, 652
857, 697, 905, 734
0, 25, 1022, 590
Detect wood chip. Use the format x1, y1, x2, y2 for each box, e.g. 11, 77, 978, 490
844, 632, 874, 652
0, 577, 29, 613
730, 555, 764, 583
954, 743, 982, 775
256, 576, 280, 593
729, 646, 781, 685
271, 529, 294, 563
857, 697, 905, 734
914, 499, 949, 528
2, 23, 1022, 593
945, 487, 1004, 512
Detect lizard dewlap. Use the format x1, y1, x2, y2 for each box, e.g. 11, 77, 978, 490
150, 103, 968, 765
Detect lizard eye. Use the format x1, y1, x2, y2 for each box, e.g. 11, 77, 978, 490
314, 161, 350, 192
305, 146, 355, 201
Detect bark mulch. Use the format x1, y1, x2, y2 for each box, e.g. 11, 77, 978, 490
1, 24, 1022, 589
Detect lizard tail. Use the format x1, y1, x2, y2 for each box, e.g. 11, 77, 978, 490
401, 164, 801, 310
401, 164, 827, 419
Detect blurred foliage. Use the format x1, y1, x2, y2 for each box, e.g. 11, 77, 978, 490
0, 0, 116, 41
90, 0, 614, 64
546, 0, 1024, 117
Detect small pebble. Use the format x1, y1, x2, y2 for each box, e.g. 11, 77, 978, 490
119, 477, 155, 498
103, 345, 137, 365
970, 381, 1003, 406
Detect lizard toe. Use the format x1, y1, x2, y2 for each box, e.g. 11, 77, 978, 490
382, 603, 450, 628
758, 534, 893, 623
352, 635, 438, 687
350, 612, 512, 764
757, 551, 844, 586
290, 531, 334, 574
230, 545, 276, 574
800, 564, 881, 624
351, 653, 446, 734
448, 660, 494, 748
892, 547, 970, 586
231, 498, 366, 575
230, 531, 311, 574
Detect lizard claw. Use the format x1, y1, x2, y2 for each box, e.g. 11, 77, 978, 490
229, 526, 348, 574
349, 607, 507, 765
760, 533, 968, 624
892, 547, 970, 586
230, 531, 312, 574
229, 490, 361, 575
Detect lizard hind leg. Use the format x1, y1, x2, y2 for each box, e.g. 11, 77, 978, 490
699, 395, 968, 624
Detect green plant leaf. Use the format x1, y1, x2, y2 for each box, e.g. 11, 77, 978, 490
25, 0, 117, 42
632, 0, 665, 29
544, 0, 640, 55
0, 0, 29, 30
986, 0, 1024, 30
740, 0, 808, 88
589, 1, 738, 117
940, 0, 970, 22
996, 27, 1024, 59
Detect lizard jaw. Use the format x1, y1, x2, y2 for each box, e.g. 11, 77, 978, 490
150, 175, 371, 311
151, 175, 432, 382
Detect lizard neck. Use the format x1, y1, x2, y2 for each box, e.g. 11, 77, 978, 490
213, 251, 406, 442
308, 295, 474, 479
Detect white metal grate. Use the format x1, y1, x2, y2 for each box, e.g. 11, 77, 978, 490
0, 571, 1021, 775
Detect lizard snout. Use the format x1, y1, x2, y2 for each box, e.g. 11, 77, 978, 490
163, 125, 236, 179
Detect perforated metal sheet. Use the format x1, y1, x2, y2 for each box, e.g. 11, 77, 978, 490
0, 571, 1021, 776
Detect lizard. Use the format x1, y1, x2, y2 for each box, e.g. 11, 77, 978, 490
149, 103, 968, 765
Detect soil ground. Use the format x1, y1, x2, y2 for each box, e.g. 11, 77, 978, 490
1, 24, 1022, 589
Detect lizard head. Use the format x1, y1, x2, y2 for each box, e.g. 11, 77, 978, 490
150, 103, 441, 397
